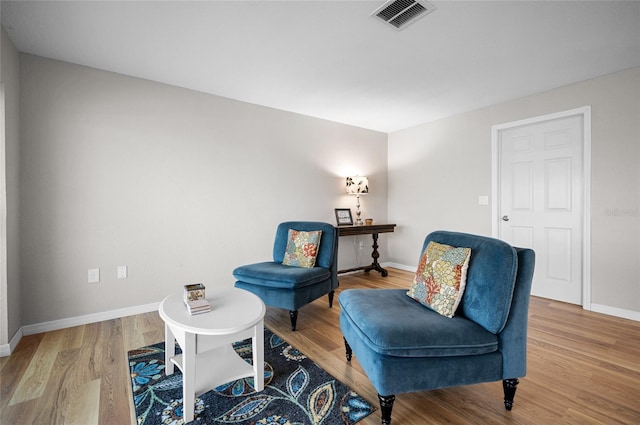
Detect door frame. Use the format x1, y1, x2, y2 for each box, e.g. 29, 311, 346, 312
491, 106, 592, 309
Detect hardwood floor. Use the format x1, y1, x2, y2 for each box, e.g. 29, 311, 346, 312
1, 268, 639, 424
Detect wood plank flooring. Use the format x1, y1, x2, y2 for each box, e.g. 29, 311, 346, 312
1, 268, 639, 424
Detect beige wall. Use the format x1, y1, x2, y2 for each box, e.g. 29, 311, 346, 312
1, 26, 21, 346
8, 52, 640, 333
19, 54, 388, 325
388, 66, 640, 314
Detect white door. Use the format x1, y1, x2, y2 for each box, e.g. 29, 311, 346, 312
495, 112, 586, 305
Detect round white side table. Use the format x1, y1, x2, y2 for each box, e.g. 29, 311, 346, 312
159, 287, 266, 423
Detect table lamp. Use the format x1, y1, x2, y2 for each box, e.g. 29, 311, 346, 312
346, 175, 368, 226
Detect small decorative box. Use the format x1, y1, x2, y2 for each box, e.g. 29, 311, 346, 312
184, 283, 206, 303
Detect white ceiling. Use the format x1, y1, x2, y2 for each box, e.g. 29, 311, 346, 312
2, 1, 639, 133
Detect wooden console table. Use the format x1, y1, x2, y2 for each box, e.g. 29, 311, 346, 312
336, 224, 396, 277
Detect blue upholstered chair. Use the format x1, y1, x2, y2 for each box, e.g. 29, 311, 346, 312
339, 231, 535, 424
233, 221, 339, 331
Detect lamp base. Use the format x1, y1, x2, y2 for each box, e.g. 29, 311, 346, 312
355, 194, 364, 226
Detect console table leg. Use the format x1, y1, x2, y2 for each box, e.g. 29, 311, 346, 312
363, 233, 388, 277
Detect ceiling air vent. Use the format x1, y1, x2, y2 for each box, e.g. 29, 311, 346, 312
371, 0, 436, 30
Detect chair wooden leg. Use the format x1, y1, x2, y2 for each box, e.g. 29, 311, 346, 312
289, 310, 298, 331
328, 290, 335, 307
378, 394, 395, 425
503, 378, 519, 410
344, 338, 352, 361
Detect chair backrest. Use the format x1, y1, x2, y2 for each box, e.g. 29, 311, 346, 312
422, 231, 519, 334
273, 221, 338, 271
499, 247, 535, 378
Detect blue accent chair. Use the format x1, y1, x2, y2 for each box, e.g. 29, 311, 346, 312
233, 221, 339, 331
339, 231, 535, 424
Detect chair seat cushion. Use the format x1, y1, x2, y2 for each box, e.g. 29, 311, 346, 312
233, 262, 331, 289
339, 289, 498, 358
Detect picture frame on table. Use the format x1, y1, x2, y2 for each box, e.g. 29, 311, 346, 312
334, 208, 353, 226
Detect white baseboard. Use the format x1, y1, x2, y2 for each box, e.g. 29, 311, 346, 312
0, 301, 160, 357
0, 327, 23, 357
589, 303, 640, 322
383, 262, 416, 273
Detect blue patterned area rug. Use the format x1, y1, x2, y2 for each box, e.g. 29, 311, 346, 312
128, 327, 376, 425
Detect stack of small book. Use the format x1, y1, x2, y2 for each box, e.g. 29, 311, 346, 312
185, 298, 211, 315
183, 283, 211, 315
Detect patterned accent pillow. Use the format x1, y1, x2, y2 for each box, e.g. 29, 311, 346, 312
282, 229, 323, 268
407, 241, 471, 318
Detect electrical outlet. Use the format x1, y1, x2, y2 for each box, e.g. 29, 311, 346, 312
478, 195, 489, 205
88, 268, 100, 284
358, 241, 364, 249
117, 266, 128, 279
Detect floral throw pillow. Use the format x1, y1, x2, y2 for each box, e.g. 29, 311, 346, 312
282, 229, 322, 268
407, 241, 471, 318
